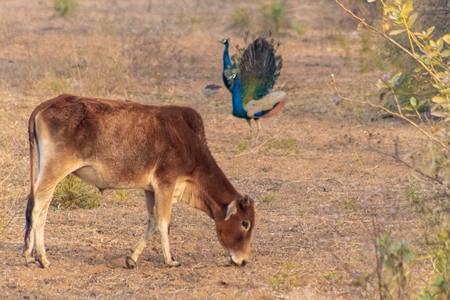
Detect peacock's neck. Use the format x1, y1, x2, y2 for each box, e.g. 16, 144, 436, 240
223, 43, 232, 68
231, 75, 247, 119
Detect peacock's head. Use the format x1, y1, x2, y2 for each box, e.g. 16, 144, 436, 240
220, 38, 229, 45
228, 72, 237, 80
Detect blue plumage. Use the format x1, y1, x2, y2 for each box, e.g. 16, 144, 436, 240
230, 73, 247, 119
220, 38, 233, 91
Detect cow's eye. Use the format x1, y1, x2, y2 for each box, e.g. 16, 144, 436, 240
242, 220, 249, 230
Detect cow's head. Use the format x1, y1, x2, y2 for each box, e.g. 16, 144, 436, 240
216, 195, 255, 266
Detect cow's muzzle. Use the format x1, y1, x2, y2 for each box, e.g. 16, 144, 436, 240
226, 254, 247, 266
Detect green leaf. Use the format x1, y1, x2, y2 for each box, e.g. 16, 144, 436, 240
403, 250, 415, 262
389, 12, 400, 20
410, 97, 417, 107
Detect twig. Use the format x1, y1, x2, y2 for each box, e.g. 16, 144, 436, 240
365, 146, 444, 186
0, 173, 11, 186
103, 225, 135, 244
331, 74, 450, 153
334, 0, 440, 83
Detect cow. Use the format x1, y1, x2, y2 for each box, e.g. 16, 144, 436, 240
23, 94, 255, 269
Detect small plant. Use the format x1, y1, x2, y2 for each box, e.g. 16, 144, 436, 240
236, 140, 248, 153
405, 185, 424, 212
0, 186, 19, 231
53, 0, 79, 17
269, 260, 301, 291
291, 21, 306, 35
293, 208, 304, 217
420, 218, 450, 299
325, 272, 341, 282
260, 192, 275, 204
353, 150, 365, 166
260, 0, 292, 34
346, 199, 356, 210
259, 135, 300, 155
115, 190, 133, 202
374, 231, 416, 299
229, 6, 253, 33
40, 72, 71, 95
338, 34, 352, 65
52, 175, 100, 210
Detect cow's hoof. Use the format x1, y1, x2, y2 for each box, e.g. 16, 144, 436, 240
126, 256, 137, 269
167, 260, 181, 267
37, 259, 51, 269
24, 255, 35, 266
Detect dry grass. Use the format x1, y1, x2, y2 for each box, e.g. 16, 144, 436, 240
0, 0, 445, 299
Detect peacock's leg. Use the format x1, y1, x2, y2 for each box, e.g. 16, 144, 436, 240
254, 119, 262, 144
246, 119, 253, 136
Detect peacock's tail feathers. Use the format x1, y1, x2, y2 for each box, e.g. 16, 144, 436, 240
260, 100, 286, 119
233, 35, 283, 106
244, 91, 286, 119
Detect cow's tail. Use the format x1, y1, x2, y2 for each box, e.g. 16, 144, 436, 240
24, 114, 38, 247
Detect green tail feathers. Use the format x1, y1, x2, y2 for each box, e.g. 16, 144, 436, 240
232, 35, 283, 105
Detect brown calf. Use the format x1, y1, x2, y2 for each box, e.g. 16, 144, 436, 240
23, 94, 255, 268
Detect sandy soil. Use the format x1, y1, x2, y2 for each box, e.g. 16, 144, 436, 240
0, 0, 432, 299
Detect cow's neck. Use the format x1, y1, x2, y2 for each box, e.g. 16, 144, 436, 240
181, 163, 239, 220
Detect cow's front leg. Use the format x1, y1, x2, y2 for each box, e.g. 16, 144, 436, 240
126, 190, 158, 269
155, 187, 180, 267
158, 218, 180, 267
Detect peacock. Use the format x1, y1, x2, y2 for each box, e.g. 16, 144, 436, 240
220, 35, 286, 140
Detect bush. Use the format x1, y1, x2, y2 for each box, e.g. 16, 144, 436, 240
54, 0, 79, 17
260, 0, 292, 34
52, 175, 100, 210
334, 0, 450, 298
228, 0, 303, 36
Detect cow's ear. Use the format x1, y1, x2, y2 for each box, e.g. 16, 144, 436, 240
225, 201, 238, 221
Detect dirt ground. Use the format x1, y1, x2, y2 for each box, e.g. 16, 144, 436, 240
0, 0, 433, 299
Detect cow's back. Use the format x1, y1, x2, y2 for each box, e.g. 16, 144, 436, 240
31, 94, 208, 188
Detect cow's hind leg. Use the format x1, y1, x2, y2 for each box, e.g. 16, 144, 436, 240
23, 193, 36, 265
126, 190, 158, 269
24, 175, 61, 268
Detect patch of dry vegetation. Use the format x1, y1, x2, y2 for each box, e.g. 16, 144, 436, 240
1, 0, 448, 299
